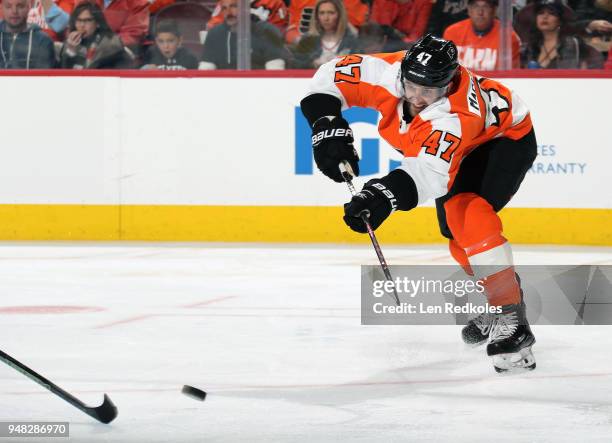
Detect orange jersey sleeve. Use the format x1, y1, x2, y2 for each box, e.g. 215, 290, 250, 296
306, 52, 404, 110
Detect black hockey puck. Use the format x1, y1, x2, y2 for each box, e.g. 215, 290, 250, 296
181, 385, 207, 401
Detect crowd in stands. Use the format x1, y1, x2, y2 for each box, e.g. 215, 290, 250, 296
0, 0, 609, 69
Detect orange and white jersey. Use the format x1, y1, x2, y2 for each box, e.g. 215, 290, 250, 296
305, 52, 533, 203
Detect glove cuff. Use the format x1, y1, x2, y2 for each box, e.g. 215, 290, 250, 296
300, 93, 342, 127
378, 169, 419, 211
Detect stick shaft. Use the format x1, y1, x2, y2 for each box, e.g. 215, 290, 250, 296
339, 163, 400, 305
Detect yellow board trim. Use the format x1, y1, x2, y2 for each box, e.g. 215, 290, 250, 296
0, 205, 610, 245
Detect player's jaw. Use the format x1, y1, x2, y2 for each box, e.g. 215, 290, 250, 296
407, 102, 428, 116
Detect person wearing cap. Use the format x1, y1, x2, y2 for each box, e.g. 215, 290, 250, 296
521, 0, 603, 68
300, 34, 538, 373
442, 0, 521, 70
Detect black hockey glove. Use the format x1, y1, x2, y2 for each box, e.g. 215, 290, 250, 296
343, 169, 419, 233
311, 116, 360, 183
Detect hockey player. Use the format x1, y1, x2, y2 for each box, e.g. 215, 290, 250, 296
300, 34, 537, 372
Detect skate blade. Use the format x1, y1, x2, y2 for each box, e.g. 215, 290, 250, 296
492, 346, 536, 373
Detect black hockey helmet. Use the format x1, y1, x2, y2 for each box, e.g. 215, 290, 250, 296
401, 34, 459, 88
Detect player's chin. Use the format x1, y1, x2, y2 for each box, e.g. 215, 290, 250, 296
410, 103, 427, 113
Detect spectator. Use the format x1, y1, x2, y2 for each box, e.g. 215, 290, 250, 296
370, 0, 432, 43
284, 0, 367, 45
207, 0, 289, 35
426, 0, 469, 37
27, 0, 75, 41
291, 0, 358, 67
199, 0, 287, 69
141, 19, 198, 69
443, 0, 521, 69
59, 1, 134, 68
515, 0, 611, 41
606, 43, 612, 66
90, 0, 149, 49
571, 0, 612, 31
0, 0, 55, 68
521, 0, 603, 68
574, 0, 612, 53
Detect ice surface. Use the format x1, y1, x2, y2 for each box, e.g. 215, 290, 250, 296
1, 243, 612, 442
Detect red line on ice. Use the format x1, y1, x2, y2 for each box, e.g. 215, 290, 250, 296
94, 314, 157, 329
4, 372, 612, 396
92, 296, 237, 328
0, 306, 104, 314
181, 295, 237, 308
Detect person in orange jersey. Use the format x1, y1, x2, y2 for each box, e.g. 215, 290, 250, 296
300, 34, 538, 373
443, 0, 520, 70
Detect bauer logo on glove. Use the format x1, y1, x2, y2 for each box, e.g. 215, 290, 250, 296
344, 180, 398, 233
370, 183, 398, 211
311, 127, 353, 146
310, 116, 360, 183
343, 170, 419, 233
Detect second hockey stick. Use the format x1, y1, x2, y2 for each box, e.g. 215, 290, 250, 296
0, 349, 118, 424
339, 162, 400, 306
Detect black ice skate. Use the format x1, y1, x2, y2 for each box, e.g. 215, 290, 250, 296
461, 312, 493, 346
486, 302, 536, 373
461, 274, 525, 347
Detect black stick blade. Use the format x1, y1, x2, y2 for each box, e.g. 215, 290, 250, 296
87, 394, 118, 424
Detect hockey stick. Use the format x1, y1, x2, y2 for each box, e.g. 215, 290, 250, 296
0, 349, 118, 424
339, 162, 400, 306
